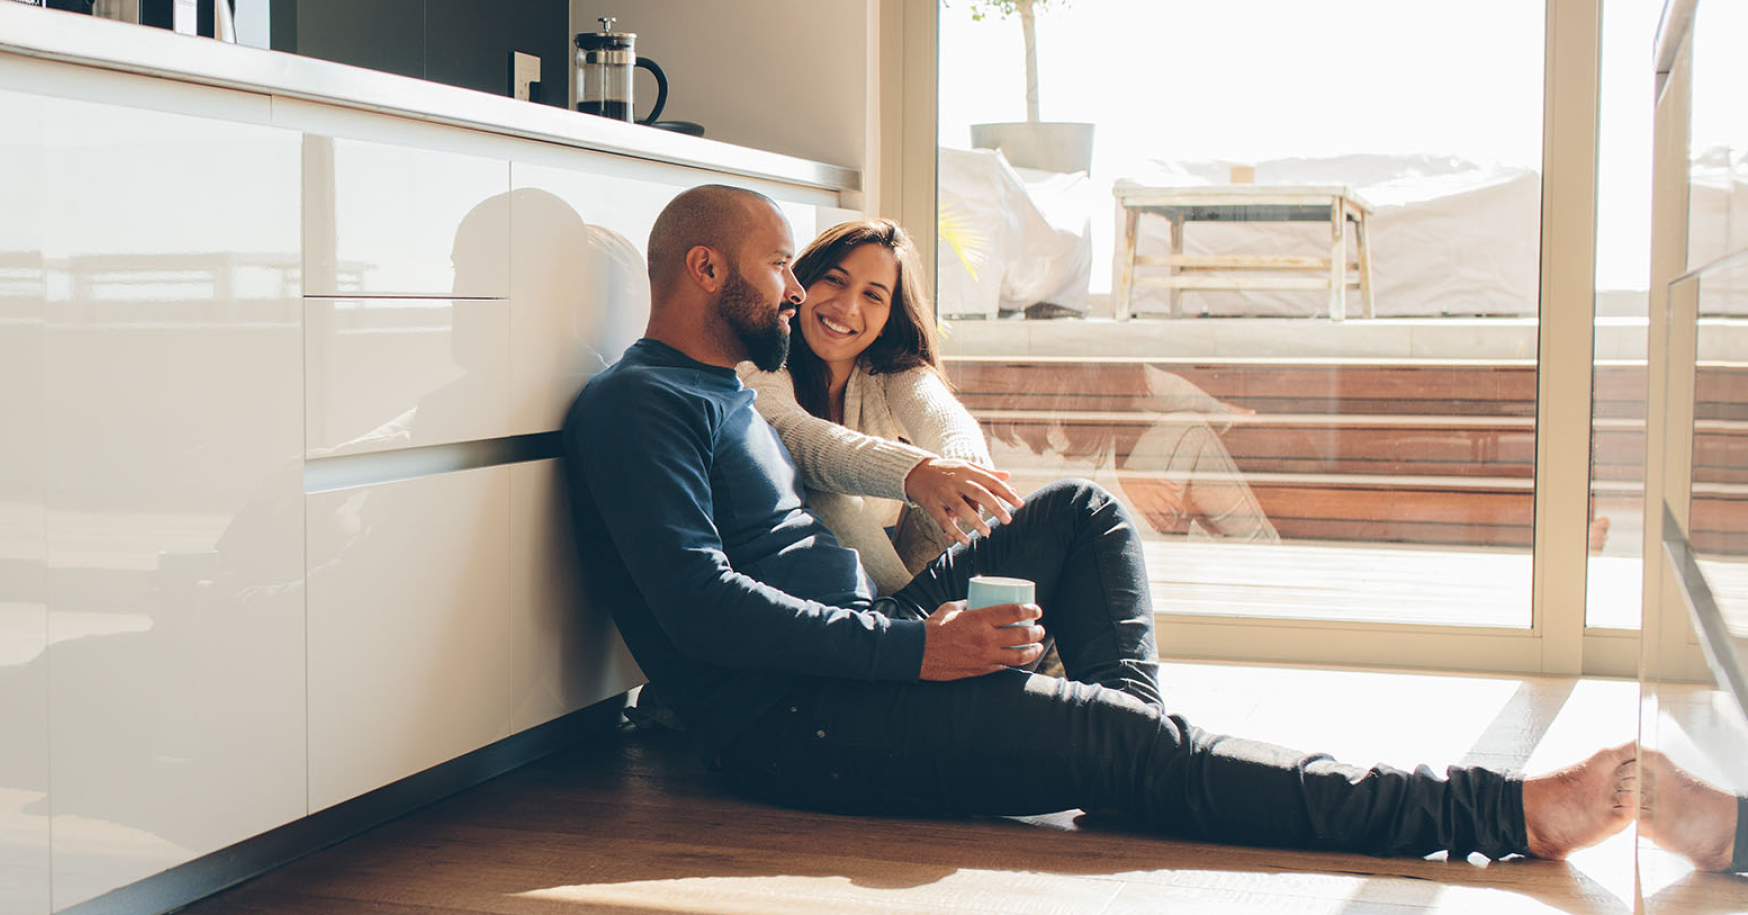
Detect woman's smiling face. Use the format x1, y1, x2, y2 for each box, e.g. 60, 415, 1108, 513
797, 242, 899, 373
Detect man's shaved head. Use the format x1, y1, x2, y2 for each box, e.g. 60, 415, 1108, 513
636, 183, 802, 372
647, 184, 781, 297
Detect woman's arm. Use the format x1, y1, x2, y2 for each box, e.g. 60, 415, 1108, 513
881, 367, 1003, 567
742, 365, 1020, 539
741, 365, 926, 501
881, 367, 993, 467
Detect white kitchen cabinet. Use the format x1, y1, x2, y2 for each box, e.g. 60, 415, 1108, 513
305, 297, 512, 457
0, 8, 864, 908
507, 460, 642, 732
0, 86, 50, 915
304, 135, 509, 298
38, 94, 307, 909
305, 466, 514, 812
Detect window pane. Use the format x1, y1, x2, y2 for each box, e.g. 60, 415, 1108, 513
937, 1, 1544, 629
1585, 0, 1665, 631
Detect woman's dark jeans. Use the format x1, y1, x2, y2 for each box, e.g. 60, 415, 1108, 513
716, 479, 1529, 860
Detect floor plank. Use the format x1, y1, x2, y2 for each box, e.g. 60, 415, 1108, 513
180, 663, 1747, 915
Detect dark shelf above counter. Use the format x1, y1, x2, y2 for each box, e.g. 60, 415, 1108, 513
0, 2, 858, 194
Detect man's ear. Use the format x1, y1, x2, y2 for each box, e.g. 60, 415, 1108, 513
684, 245, 723, 293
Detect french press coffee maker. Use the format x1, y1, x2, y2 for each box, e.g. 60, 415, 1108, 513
575, 17, 668, 125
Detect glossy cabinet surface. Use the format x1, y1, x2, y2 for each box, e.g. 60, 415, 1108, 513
504, 164, 654, 435
305, 298, 512, 456
508, 460, 642, 731
304, 135, 509, 298
306, 466, 514, 812
0, 88, 50, 915
0, 30, 858, 913
33, 92, 307, 908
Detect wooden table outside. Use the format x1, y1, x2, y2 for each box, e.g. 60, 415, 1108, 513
1113, 184, 1376, 321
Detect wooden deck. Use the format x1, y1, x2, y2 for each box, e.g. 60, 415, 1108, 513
949, 358, 1748, 551
175, 662, 1747, 915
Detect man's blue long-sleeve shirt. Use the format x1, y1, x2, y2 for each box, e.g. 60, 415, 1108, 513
563, 339, 928, 755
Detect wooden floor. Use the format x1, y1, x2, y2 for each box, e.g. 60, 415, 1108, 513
180, 663, 1748, 915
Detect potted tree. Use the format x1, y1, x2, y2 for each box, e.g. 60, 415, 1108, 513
965, 0, 1095, 175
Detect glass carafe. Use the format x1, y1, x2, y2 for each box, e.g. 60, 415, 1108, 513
575, 17, 667, 125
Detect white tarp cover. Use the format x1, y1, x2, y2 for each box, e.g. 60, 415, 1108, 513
1115, 155, 1544, 318
937, 146, 1094, 317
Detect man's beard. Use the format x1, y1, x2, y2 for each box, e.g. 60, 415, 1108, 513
719, 265, 789, 372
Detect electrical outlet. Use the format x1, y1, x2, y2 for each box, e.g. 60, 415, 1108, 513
511, 51, 541, 102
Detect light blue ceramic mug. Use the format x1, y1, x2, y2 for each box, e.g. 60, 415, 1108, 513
966, 575, 1035, 626
966, 575, 1035, 609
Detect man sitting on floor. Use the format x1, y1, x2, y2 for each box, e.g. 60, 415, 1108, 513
561, 183, 1648, 864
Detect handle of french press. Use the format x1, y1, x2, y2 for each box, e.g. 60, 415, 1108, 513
635, 58, 668, 125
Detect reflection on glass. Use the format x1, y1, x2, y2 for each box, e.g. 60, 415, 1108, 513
986, 365, 1276, 543
0, 87, 50, 915
1683, 260, 1748, 723
306, 188, 647, 457
1641, 261, 1748, 907
1687, 260, 1748, 651
1639, 748, 1746, 876
1685, 2, 1748, 273
954, 358, 1539, 628
1638, 580, 1748, 899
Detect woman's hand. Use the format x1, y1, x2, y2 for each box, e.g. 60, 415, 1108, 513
902, 457, 1024, 544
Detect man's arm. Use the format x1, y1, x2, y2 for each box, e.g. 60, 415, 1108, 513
567, 378, 925, 680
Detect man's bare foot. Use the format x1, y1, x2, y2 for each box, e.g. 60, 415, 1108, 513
1639, 749, 1738, 871
1523, 743, 1636, 860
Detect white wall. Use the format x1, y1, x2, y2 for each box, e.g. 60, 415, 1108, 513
569, 0, 871, 172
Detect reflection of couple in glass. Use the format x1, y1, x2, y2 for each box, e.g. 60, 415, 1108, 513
984, 363, 1278, 547
321, 188, 646, 454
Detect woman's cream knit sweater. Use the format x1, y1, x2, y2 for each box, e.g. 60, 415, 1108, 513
739, 362, 993, 595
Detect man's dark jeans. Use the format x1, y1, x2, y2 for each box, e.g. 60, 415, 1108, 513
716, 479, 1529, 860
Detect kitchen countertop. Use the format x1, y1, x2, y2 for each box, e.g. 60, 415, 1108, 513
0, 3, 860, 194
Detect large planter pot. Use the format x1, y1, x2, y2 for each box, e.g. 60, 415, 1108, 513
969, 121, 1096, 175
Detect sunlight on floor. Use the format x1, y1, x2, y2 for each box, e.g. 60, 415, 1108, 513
517, 866, 1122, 915
1142, 539, 1646, 631
1145, 539, 1537, 628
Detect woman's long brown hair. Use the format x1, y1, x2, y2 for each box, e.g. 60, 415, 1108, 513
786, 219, 942, 420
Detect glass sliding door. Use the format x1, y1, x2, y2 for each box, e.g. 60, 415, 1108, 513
929, 0, 1617, 672
1585, 0, 1667, 636
1640, 0, 1748, 683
